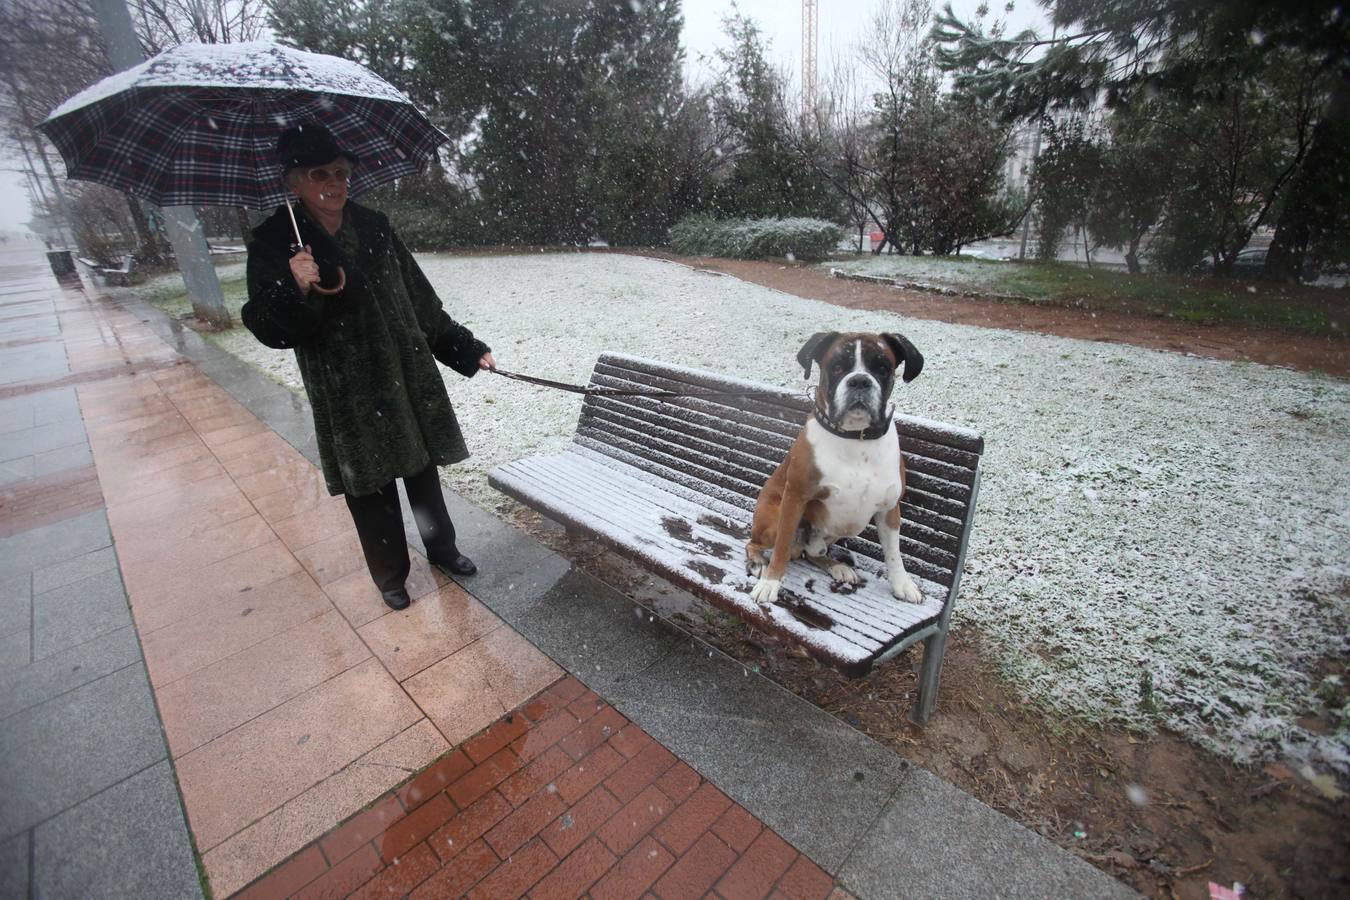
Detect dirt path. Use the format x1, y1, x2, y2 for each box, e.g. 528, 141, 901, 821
646, 253, 1350, 379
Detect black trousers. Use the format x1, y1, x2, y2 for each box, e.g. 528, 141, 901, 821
344, 464, 458, 592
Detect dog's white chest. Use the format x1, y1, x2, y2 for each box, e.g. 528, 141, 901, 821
806, 419, 902, 537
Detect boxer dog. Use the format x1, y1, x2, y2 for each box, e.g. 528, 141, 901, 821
746, 331, 924, 606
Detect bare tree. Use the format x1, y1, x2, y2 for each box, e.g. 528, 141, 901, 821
132, 0, 267, 52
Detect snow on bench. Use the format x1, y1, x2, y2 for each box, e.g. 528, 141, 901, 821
96, 255, 140, 286
489, 353, 984, 722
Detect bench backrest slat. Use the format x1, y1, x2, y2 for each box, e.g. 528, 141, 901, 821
580, 353, 983, 597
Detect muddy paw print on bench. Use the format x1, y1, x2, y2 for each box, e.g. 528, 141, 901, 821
489, 353, 984, 722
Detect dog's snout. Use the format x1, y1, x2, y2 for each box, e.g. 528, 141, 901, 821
846, 373, 873, 390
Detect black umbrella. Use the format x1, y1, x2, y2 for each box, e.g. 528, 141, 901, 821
38, 41, 448, 291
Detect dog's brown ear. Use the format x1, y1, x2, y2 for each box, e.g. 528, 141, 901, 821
882, 332, 924, 382
797, 332, 839, 378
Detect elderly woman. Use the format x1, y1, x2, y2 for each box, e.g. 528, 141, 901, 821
242, 124, 492, 611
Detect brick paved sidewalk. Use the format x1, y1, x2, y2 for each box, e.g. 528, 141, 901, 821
238, 676, 842, 900
3, 251, 845, 899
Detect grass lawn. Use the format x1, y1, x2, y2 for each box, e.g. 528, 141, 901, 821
827, 254, 1350, 337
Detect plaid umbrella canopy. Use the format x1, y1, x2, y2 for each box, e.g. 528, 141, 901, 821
37, 41, 448, 211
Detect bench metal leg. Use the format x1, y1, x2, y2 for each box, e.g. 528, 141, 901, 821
910, 630, 949, 725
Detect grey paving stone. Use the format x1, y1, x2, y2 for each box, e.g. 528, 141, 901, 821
0, 343, 68, 387
32, 568, 131, 661
33, 760, 203, 900
0, 395, 37, 434
0, 419, 85, 463
838, 767, 1138, 899
0, 831, 29, 900
0, 573, 29, 639
606, 637, 910, 871
0, 664, 165, 840
0, 389, 76, 434
515, 567, 681, 694
30, 387, 82, 427
0, 626, 141, 721
33, 547, 117, 595
0, 510, 112, 581
32, 442, 93, 478
0, 629, 29, 674
0, 455, 34, 485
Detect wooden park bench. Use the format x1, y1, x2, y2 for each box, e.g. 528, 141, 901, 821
489, 353, 984, 723
95, 255, 140, 286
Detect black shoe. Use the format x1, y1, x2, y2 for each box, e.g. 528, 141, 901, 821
381, 586, 412, 610
430, 553, 477, 577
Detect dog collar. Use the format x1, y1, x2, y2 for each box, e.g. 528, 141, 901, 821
813, 406, 894, 440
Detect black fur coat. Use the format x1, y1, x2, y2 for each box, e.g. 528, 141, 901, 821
242, 201, 489, 497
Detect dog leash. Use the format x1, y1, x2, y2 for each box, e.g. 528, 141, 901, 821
488, 366, 797, 401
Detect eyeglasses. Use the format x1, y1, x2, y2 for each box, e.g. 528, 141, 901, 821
305, 166, 351, 184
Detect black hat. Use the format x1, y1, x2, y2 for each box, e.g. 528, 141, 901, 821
276, 124, 360, 172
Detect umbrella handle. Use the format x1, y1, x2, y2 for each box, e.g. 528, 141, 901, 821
286, 202, 345, 295
311, 267, 346, 295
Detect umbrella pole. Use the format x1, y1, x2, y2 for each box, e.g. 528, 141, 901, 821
284, 201, 304, 247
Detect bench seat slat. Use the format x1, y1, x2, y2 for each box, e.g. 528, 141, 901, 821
509, 451, 947, 633
491, 453, 946, 670
574, 436, 758, 513
574, 430, 961, 585
497, 464, 922, 648
503, 459, 924, 644
542, 447, 955, 620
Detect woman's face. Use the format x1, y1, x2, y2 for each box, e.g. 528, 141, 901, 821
290, 157, 351, 215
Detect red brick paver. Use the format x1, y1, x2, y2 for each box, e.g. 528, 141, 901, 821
233, 675, 838, 899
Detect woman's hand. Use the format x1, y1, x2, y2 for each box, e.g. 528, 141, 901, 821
479, 352, 497, 371
289, 245, 319, 295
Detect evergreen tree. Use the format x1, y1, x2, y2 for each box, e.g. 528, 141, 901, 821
709, 14, 837, 221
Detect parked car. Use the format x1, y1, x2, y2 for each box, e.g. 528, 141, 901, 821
1192, 246, 1267, 275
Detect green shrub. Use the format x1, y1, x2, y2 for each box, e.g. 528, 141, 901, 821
668, 215, 843, 261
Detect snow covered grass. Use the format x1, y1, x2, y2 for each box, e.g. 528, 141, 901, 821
828, 254, 1013, 291
825, 254, 1348, 336
207, 251, 1350, 774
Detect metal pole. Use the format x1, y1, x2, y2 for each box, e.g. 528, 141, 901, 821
87, 0, 231, 327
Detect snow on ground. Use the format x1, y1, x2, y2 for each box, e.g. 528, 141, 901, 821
216, 251, 1350, 773
826, 254, 1014, 289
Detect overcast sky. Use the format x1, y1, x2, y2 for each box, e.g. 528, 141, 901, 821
0, 0, 1047, 234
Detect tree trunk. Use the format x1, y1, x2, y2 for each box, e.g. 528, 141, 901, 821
1125, 234, 1142, 274
1264, 77, 1350, 282
126, 197, 168, 265
235, 207, 252, 243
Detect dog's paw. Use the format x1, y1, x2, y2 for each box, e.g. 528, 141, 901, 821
828, 562, 858, 585
749, 577, 781, 605
746, 558, 764, 578
891, 574, 922, 604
